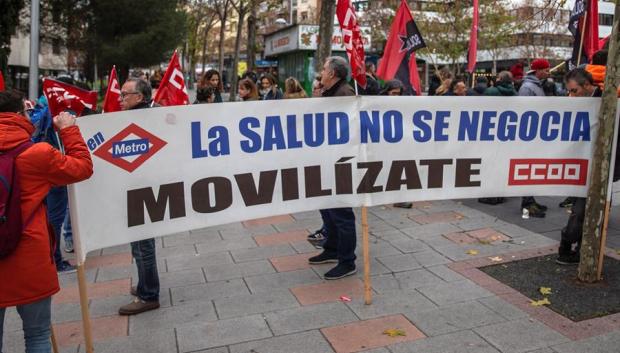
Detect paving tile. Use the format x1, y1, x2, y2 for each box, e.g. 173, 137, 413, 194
426, 265, 467, 282
474, 318, 569, 353
154, 244, 197, 259
244, 269, 323, 293
265, 302, 359, 335
466, 228, 510, 243
195, 237, 258, 254
409, 250, 452, 267
57, 269, 97, 287
358, 240, 403, 258
321, 314, 425, 353
191, 348, 229, 353
387, 238, 431, 253
411, 211, 465, 225
345, 290, 437, 320
476, 296, 528, 321
406, 300, 506, 336
417, 280, 493, 306
389, 329, 501, 353
129, 299, 217, 334
84, 253, 132, 270
270, 251, 320, 272
371, 269, 445, 293
551, 330, 620, 353
401, 223, 462, 238
230, 330, 335, 353
444, 232, 478, 244
170, 279, 249, 305
159, 268, 206, 288
291, 277, 365, 305
243, 214, 295, 227
166, 251, 233, 272
219, 224, 278, 239
2, 331, 79, 353
376, 253, 422, 273
176, 314, 272, 352
100, 244, 131, 256
91, 328, 177, 353
230, 243, 297, 262
213, 289, 300, 319
291, 239, 321, 253
253, 229, 310, 246
53, 279, 130, 305
95, 265, 134, 283
203, 260, 275, 282
54, 315, 128, 347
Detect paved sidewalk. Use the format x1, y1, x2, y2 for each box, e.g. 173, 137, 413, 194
4, 198, 620, 352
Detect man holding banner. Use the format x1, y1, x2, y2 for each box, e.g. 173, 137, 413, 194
308, 56, 358, 280
117, 78, 162, 315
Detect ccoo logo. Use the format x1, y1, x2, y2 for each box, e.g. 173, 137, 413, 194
508, 159, 588, 186
93, 123, 167, 173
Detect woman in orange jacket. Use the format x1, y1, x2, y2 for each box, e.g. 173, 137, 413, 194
0, 89, 93, 352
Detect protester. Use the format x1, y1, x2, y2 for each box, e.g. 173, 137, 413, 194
557, 68, 605, 265
283, 77, 307, 99
435, 69, 453, 96
259, 73, 283, 100
448, 78, 468, 96
312, 75, 323, 97
200, 69, 224, 103
517, 58, 550, 218
194, 86, 216, 104
238, 78, 259, 101
380, 79, 405, 96
472, 76, 488, 95
0, 89, 93, 352
117, 78, 161, 315
484, 71, 516, 96
358, 61, 380, 95
307, 56, 357, 280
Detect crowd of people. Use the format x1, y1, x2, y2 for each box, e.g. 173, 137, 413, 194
0, 49, 616, 352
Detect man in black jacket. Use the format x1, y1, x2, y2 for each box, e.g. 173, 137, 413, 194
557, 68, 605, 265
307, 56, 358, 280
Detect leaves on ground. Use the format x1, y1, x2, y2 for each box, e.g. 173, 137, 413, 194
478, 239, 493, 245
539, 287, 552, 295
530, 298, 551, 306
466, 249, 479, 255
489, 256, 503, 262
383, 329, 407, 337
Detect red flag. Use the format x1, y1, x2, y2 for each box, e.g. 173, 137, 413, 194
43, 78, 98, 117
153, 51, 189, 106
0, 71, 5, 91
103, 66, 122, 113
376, 0, 424, 95
467, 0, 479, 73
583, 0, 599, 61
336, 0, 367, 89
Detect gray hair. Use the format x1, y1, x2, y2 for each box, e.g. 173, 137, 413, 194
126, 77, 152, 101
325, 56, 349, 80
497, 71, 513, 84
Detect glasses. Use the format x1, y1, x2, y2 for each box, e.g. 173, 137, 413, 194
120, 91, 140, 99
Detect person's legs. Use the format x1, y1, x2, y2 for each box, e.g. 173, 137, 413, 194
558, 197, 586, 264
62, 207, 73, 253
130, 239, 160, 301
0, 306, 5, 353
328, 208, 357, 266
319, 210, 339, 257
16, 297, 52, 353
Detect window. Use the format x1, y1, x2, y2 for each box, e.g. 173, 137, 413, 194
301, 11, 308, 21
600, 14, 614, 26
52, 38, 61, 55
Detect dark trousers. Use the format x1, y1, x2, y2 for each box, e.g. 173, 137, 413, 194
130, 239, 160, 301
319, 208, 357, 266
559, 197, 586, 255
521, 196, 537, 208
46, 186, 68, 267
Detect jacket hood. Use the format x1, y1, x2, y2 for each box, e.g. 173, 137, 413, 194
496, 82, 517, 96
0, 113, 35, 152
522, 74, 541, 87
585, 64, 605, 85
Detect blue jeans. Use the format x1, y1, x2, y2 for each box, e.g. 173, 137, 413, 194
62, 206, 72, 243
46, 186, 67, 266
130, 239, 160, 301
0, 297, 52, 353
319, 208, 357, 266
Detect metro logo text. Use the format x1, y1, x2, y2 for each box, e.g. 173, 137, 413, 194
508, 159, 588, 186
112, 139, 150, 158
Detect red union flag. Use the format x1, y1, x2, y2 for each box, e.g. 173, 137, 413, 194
336, 0, 367, 89
43, 78, 98, 117
154, 51, 189, 106
103, 66, 122, 113
466, 0, 479, 73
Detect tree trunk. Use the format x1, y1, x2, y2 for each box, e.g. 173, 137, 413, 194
229, 2, 247, 102
246, 0, 257, 73
578, 2, 620, 282
217, 1, 229, 75
201, 29, 209, 73
315, 0, 335, 73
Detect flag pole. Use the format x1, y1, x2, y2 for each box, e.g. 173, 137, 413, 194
51, 326, 59, 353
577, 11, 588, 66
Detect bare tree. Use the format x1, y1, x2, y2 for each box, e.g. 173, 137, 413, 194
315, 0, 336, 73
246, 0, 258, 73
228, 0, 251, 101
213, 0, 232, 74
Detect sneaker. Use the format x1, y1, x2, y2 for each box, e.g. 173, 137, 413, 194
533, 202, 548, 212
324, 263, 357, 280
556, 253, 580, 265
478, 197, 505, 205
130, 286, 138, 297
118, 298, 160, 315
559, 197, 575, 208
393, 202, 413, 208
524, 204, 546, 218
64, 238, 74, 253
307, 229, 326, 242
308, 252, 338, 264
56, 260, 77, 274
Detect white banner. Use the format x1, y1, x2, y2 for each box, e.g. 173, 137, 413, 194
69, 96, 602, 262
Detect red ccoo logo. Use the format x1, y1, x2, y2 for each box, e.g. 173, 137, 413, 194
508, 159, 588, 186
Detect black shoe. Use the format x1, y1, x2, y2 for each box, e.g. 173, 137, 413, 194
533, 202, 548, 211
307, 229, 326, 242
308, 252, 338, 264
524, 204, 546, 218
393, 202, 413, 208
478, 197, 505, 205
56, 260, 77, 274
324, 263, 357, 280
559, 197, 575, 208
556, 253, 580, 265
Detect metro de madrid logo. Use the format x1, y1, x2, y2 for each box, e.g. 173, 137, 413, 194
93, 123, 167, 173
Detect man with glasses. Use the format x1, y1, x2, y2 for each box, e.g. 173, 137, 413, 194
117, 78, 161, 315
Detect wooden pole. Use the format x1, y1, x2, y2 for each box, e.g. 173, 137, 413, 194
361, 206, 372, 305
77, 264, 95, 353
577, 11, 588, 66
51, 326, 59, 353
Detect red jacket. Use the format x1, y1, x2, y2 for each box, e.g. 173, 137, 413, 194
0, 113, 93, 307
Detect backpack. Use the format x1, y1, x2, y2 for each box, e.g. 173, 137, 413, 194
0, 141, 34, 258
